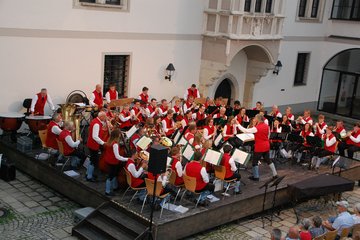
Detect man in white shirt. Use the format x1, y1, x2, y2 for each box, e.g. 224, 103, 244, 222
30, 88, 55, 116
323, 200, 355, 236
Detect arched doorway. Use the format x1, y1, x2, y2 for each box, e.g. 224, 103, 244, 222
215, 79, 232, 104
318, 48, 360, 119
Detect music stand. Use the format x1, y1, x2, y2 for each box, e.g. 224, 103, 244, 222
246, 109, 259, 118
286, 133, 304, 144
306, 136, 323, 148
259, 177, 277, 228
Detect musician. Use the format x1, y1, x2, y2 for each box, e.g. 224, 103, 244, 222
285, 106, 295, 121
269, 119, 282, 159
233, 100, 241, 110
185, 123, 197, 146
145, 98, 159, 118
214, 97, 223, 107
236, 107, 249, 126
46, 113, 63, 151
30, 88, 55, 116
58, 121, 87, 169
130, 100, 145, 124
221, 145, 241, 194
172, 98, 184, 121
105, 83, 118, 103
213, 107, 227, 121
270, 105, 282, 118
130, 127, 145, 151
118, 104, 132, 130
183, 95, 196, 113
89, 84, 103, 109
334, 120, 347, 139
103, 129, 128, 196
137, 86, 149, 105
259, 108, 269, 125
314, 114, 327, 137
192, 104, 207, 122
86, 111, 107, 182
253, 101, 262, 111
170, 147, 184, 185
297, 109, 313, 125
281, 115, 292, 127
184, 151, 214, 205
203, 118, 216, 141
161, 109, 176, 138
237, 114, 278, 181
181, 110, 193, 130
205, 98, 214, 109
223, 116, 237, 142
154, 115, 165, 137
158, 99, 169, 117
311, 126, 337, 170
184, 83, 200, 100
290, 123, 314, 163
126, 151, 147, 188
338, 122, 360, 159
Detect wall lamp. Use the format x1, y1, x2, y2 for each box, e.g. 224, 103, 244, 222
273, 60, 282, 75
165, 63, 175, 81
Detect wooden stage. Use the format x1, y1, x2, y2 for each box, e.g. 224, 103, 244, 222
1, 135, 360, 240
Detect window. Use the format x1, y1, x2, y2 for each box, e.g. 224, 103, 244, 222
103, 55, 130, 98
265, 0, 273, 13
255, 0, 262, 12
298, 0, 307, 17
294, 53, 310, 86
244, 0, 251, 12
331, 0, 360, 20
311, 0, 320, 17
297, 0, 324, 20
74, 0, 129, 11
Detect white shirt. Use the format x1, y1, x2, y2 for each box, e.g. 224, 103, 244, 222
51, 125, 62, 135
175, 161, 183, 178
113, 143, 128, 162
127, 162, 144, 178
350, 131, 360, 143
203, 128, 214, 140
130, 108, 144, 118
162, 118, 174, 134
238, 124, 258, 134
89, 92, 98, 107
325, 135, 337, 147
184, 88, 200, 100
92, 122, 105, 145
223, 125, 237, 138
184, 164, 209, 183
145, 106, 157, 118
119, 112, 131, 122
65, 135, 80, 148
105, 90, 118, 103
183, 103, 194, 114
316, 123, 328, 135
30, 94, 55, 112
228, 157, 237, 172
158, 107, 168, 117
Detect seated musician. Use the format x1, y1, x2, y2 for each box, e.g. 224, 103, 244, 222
181, 110, 193, 130
192, 104, 207, 122
125, 151, 148, 188
233, 100, 241, 110
204, 98, 214, 108
130, 127, 145, 151
105, 83, 118, 104
289, 123, 314, 163
183, 95, 196, 113
30, 88, 55, 116
236, 107, 249, 126
158, 99, 169, 118
311, 126, 337, 170
259, 108, 269, 125
200, 140, 213, 173
253, 101, 262, 111
314, 114, 327, 138
46, 113, 63, 151
184, 83, 200, 100
297, 109, 313, 125
221, 145, 241, 194
338, 122, 360, 159
184, 151, 214, 205
269, 119, 282, 159
170, 146, 184, 185
137, 86, 149, 105
103, 129, 129, 196
172, 98, 184, 121
131, 100, 145, 124
334, 120, 347, 139
89, 84, 103, 109
213, 107, 227, 121
161, 109, 176, 138
145, 98, 159, 118
214, 97, 223, 107
285, 106, 295, 121
222, 116, 237, 142
185, 124, 197, 145
118, 104, 132, 130
153, 115, 165, 136
281, 115, 292, 128
270, 105, 282, 118
203, 118, 216, 141
58, 121, 87, 169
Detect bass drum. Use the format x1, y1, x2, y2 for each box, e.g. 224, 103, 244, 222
25, 116, 51, 134
0, 113, 24, 132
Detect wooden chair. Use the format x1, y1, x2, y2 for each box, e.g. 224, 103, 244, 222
352, 224, 360, 238
324, 229, 338, 240
339, 226, 351, 239
141, 178, 170, 218
56, 139, 72, 172
168, 170, 184, 203
214, 165, 237, 196
313, 233, 325, 240
180, 174, 202, 208
37, 129, 51, 161
122, 168, 146, 207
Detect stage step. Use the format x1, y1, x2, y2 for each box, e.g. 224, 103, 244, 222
72, 201, 149, 240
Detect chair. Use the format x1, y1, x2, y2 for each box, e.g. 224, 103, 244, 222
168, 170, 184, 203
56, 139, 72, 172
324, 230, 338, 240
214, 165, 237, 196
122, 168, 147, 207
339, 227, 351, 239
22, 98, 32, 116
180, 174, 202, 208
141, 178, 170, 218
313, 234, 325, 240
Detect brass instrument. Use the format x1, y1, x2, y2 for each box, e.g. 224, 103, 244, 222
73, 114, 82, 141
175, 121, 182, 129
60, 104, 82, 141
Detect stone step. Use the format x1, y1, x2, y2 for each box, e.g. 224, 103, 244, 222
72, 224, 116, 240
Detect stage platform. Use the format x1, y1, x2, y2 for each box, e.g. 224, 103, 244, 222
1, 135, 360, 240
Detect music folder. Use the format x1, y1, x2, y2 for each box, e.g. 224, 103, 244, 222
225, 107, 233, 117
280, 124, 291, 133
286, 133, 304, 143
203, 149, 223, 166
206, 106, 219, 115
231, 148, 250, 166
232, 109, 240, 116
125, 125, 138, 139
182, 143, 195, 162
236, 133, 255, 144
270, 132, 287, 141
214, 133, 223, 147
246, 109, 259, 118
213, 118, 226, 127
196, 119, 206, 128
136, 136, 152, 150
306, 136, 323, 148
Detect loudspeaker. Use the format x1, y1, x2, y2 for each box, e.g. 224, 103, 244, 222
0, 160, 16, 182
148, 144, 168, 175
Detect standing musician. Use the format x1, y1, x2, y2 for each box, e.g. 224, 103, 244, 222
338, 122, 360, 159
145, 98, 159, 118
30, 88, 55, 116
184, 83, 200, 100
192, 104, 207, 122
203, 118, 216, 141
334, 120, 347, 139
58, 121, 87, 169
237, 114, 278, 181
297, 109, 313, 125
235, 107, 249, 126
253, 101, 263, 111
270, 105, 282, 118
162, 109, 177, 138
285, 106, 295, 121
170, 147, 184, 185
105, 83, 118, 103
131, 100, 145, 124
311, 126, 337, 170
137, 86, 149, 105
89, 84, 103, 109
158, 99, 169, 118
183, 95, 196, 113
314, 114, 327, 137
46, 113, 63, 151
118, 104, 132, 130
86, 111, 107, 182
221, 145, 242, 194
172, 98, 184, 121
223, 116, 237, 142
103, 129, 129, 196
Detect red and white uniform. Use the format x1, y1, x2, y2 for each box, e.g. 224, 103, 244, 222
125, 159, 144, 188
287, 113, 295, 121
162, 117, 175, 137
192, 111, 207, 121
119, 110, 132, 129
103, 142, 128, 165
171, 157, 184, 185
58, 129, 80, 156
185, 132, 195, 145
183, 101, 194, 113
130, 107, 144, 123
335, 126, 346, 138
271, 110, 282, 118
300, 116, 313, 125
87, 117, 105, 151
346, 131, 360, 147
137, 93, 149, 104
145, 105, 157, 118
203, 125, 216, 140
105, 89, 118, 103
315, 122, 327, 137
238, 122, 269, 153
213, 113, 227, 121
323, 134, 337, 153
223, 124, 237, 142
181, 116, 191, 130
46, 121, 61, 150
236, 115, 249, 125
185, 161, 209, 191
301, 130, 314, 147
159, 105, 169, 117
89, 90, 103, 109
30, 93, 55, 115
221, 153, 237, 179
184, 88, 200, 100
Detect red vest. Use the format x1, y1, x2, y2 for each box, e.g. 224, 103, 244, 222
185, 101, 192, 111
163, 117, 174, 137
130, 133, 140, 151
196, 112, 205, 121
87, 117, 104, 151
46, 121, 59, 150
301, 130, 312, 147
315, 122, 327, 137
93, 90, 103, 108
108, 90, 117, 101
34, 93, 47, 115
221, 153, 234, 179
324, 134, 336, 153
125, 159, 144, 188
160, 105, 168, 115
139, 93, 149, 104
147, 105, 157, 117
254, 123, 270, 152
205, 125, 215, 136
171, 158, 184, 185
187, 88, 198, 99
346, 131, 360, 147
103, 142, 121, 165
287, 113, 294, 120
173, 105, 181, 114
224, 124, 234, 141
58, 130, 74, 156
336, 127, 345, 134
132, 107, 144, 123
120, 110, 132, 128
185, 161, 207, 191
303, 116, 313, 124
185, 132, 195, 144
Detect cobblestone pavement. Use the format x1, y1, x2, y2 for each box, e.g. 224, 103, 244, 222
0, 171, 79, 240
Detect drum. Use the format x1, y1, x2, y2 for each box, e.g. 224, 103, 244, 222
0, 113, 25, 131
25, 116, 51, 134
160, 137, 173, 147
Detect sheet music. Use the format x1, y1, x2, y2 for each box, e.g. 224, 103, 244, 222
167, 157, 173, 167
214, 134, 223, 147
232, 148, 250, 165
173, 131, 181, 144
204, 149, 223, 165
332, 156, 340, 168
182, 144, 195, 161
136, 136, 152, 150
178, 136, 188, 146
236, 133, 254, 142
126, 125, 138, 139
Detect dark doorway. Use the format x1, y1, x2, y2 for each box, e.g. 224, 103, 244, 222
215, 79, 232, 105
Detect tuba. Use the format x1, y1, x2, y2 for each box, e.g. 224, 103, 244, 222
73, 114, 82, 141
60, 104, 82, 141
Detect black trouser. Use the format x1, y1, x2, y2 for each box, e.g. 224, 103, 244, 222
338, 142, 360, 159
107, 164, 120, 181
312, 148, 333, 158
69, 149, 87, 165
253, 151, 271, 166
196, 183, 215, 193
89, 149, 99, 168
225, 172, 241, 181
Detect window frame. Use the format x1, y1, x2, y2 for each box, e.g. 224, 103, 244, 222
331, 0, 360, 21
296, 0, 325, 22
73, 0, 129, 12
244, 0, 252, 12
293, 52, 311, 87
